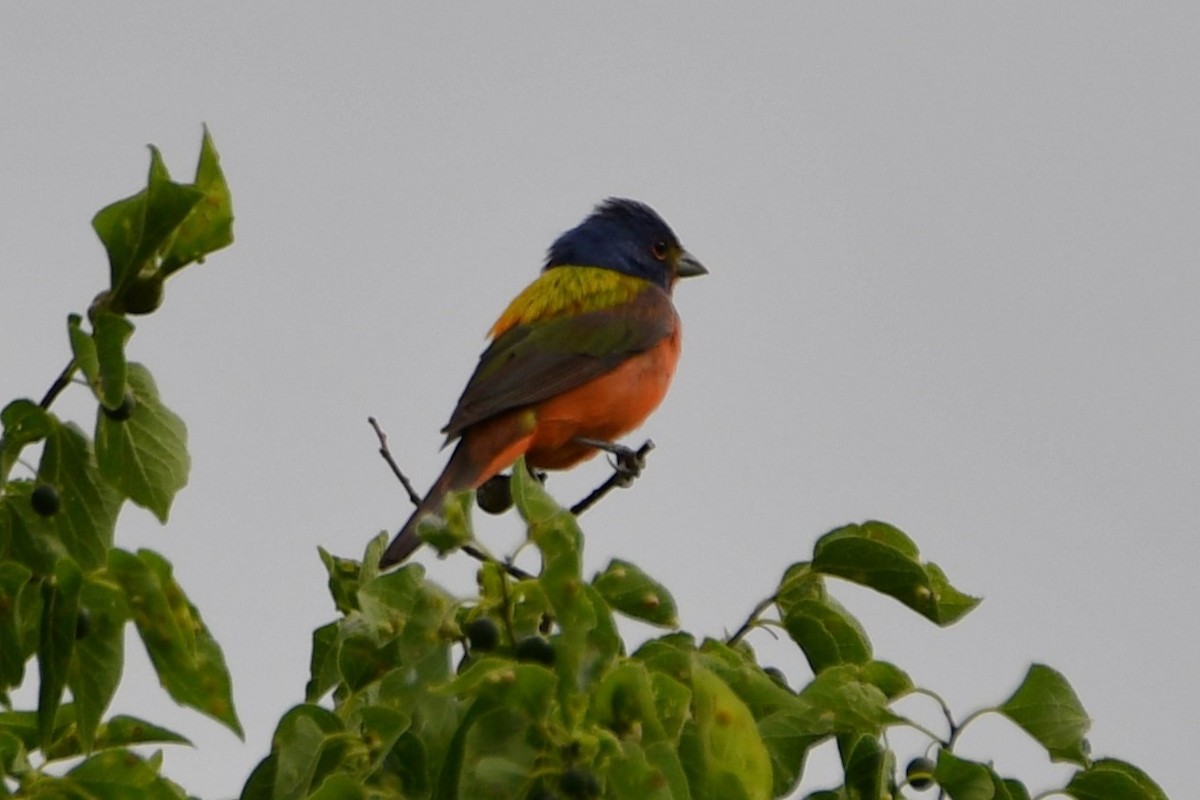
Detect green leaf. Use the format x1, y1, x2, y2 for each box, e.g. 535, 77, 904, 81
305, 621, 340, 703
604, 740, 677, 800
416, 488, 474, 555
68, 315, 101, 394
511, 456, 562, 527
37, 419, 123, 570
95, 363, 189, 522
354, 705, 411, 774
934, 749, 1022, 800
357, 561, 426, 636
796, 664, 906, 734
589, 661, 670, 742
317, 546, 362, 615
270, 705, 344, 800
93, 312, 134, 410
1002, 778, 1032, 800
858, 660, 913, 700
840, 734, 891, 800
45, 714, 191, 761
0, 707, 73, 753
0, 729, 31, 782
775, 564, 872, 672
67, 747, 188, 799
516, 459, 601, 725
107, 548, 241, 736
644, 739, 693, 800
307, 773, 367, 800
37, 557, 81, 749
812, 521, 981, 625
66, 572, 130, 751
698, 640, 805, 722
1065, 758, 1168, 800
0, 561, 33, 690
689, 664, 773, 800
360, 562, 454, 682
92, 147, 204, 293
0, 482, 62, 576
593, 558, 680, 628
756, 711, 824, 798
336, 620, 395, 692
456, 703, 540, 800
159, 126, 234, 276
0, 400, 52, 483
998, 663, 1091, 766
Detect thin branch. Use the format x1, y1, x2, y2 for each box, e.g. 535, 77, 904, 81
368, 416, 531, 581
946, 706, 996, 751
726, 593, 779, 646
911, 687, 957, 737
570, 439, 656, 516
367, 416, 421, 505
463, 544, 532, 581
39, 358, 77, 409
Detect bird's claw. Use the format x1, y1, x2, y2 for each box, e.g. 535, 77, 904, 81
608, 445, 645, 487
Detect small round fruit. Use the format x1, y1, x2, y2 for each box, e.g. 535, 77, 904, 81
120, 274, 165, 315
465, 617, 500, 652
102, 391, 137, 421
475, 474, 512, 514
559, 767, 600, 799
75, 609, 92, 640
763, 666, 789, 688
31, 485, 61, 517
906, 757, 936, 790
514, 635, 555, 666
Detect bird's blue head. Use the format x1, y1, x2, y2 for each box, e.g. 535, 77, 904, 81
545, 198, 707, 290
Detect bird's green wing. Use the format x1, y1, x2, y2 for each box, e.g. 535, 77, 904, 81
442, 285, 676, 440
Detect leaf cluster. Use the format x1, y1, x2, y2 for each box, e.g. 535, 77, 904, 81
0, 131, 237, 797
243, 469, 1169, 800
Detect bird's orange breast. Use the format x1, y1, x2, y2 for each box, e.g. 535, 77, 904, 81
526, 322, 682, 469
453, 319, 683, 485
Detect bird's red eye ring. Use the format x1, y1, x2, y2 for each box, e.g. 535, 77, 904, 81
651, 240, 669, 261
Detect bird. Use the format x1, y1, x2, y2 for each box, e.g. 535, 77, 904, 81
380, 198, 706, 568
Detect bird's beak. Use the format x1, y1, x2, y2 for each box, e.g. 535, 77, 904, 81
675, 251, 708, 279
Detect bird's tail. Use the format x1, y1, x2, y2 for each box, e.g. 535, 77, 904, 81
379, 488, 444, 569
379, 441, 474, 569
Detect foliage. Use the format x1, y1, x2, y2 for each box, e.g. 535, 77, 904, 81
0, 130, 237, 797
0, 131, 1169, 799
242, 469, 1168, 800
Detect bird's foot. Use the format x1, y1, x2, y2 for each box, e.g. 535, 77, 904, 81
575, 438, 648, 486
570, 438, 656, 515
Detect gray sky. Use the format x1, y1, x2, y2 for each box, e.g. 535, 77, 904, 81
3, 5, 1195, 798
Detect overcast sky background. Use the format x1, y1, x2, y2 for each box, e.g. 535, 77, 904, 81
2, 5, 1195, 798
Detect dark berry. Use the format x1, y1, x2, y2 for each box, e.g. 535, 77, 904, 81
514, 635, 555, 666
475, 474, 512, 514
120, 274, 164, 314
465, 617, 500, 652
102, 391, 137, 421
763, 666, 789, 688
559, 767, 600, 799
75, 609, 91, 640
31, 485, 61, 517
906, 757, 936, 790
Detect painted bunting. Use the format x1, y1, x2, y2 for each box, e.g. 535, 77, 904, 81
380, 198, 706, 568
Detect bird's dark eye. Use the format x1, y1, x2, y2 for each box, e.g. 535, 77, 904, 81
650, 240, 669, 261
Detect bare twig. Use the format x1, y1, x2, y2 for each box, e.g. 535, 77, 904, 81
570, 439, 656, 516
39, 358, 77, 409
726, 593, 779, 646
367, 416, 421, 505
368, 416, 532, 581
463, 544, 532, 581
